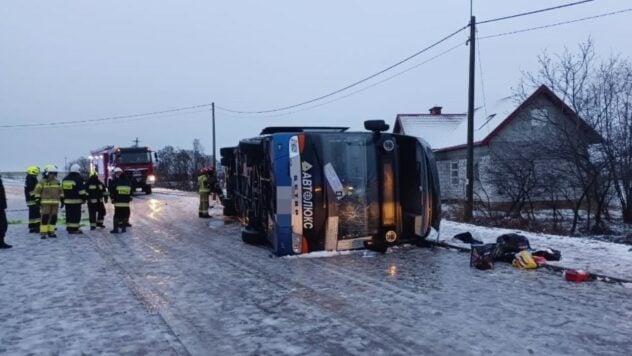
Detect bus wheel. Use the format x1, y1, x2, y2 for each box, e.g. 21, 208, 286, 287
144, 186, 152, 195
242, 228, 265, 245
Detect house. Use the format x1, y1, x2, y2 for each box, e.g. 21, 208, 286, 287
393, 85, 602, 204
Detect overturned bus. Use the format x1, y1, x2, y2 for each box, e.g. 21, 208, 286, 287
220, 120, 441, 256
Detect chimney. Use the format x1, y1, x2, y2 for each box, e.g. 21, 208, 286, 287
429, 106, 442, 115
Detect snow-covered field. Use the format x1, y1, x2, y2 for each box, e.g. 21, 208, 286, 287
1, 181, 632, 355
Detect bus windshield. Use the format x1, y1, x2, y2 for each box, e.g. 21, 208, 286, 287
118, 151, 151, 164
320, 134, 379, 239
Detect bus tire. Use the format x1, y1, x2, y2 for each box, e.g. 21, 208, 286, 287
144, 185, 152, 195
242, 228, 265, 245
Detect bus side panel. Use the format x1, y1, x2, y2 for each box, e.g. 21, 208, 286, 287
270, 135, 293, 256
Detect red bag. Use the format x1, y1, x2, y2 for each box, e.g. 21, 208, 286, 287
564, 269, 591, 282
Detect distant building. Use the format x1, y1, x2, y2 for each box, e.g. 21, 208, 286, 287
393, 85, 602, 203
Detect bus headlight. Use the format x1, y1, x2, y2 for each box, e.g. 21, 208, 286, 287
383, 139, 395, 152
147, 175, 156, 183
385, 230, 398, 243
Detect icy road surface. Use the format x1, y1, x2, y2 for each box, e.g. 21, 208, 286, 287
1, 184, 632, 355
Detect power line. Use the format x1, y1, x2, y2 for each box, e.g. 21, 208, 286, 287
479, 8, 632, 40
217, 41, 466, 120
1, 108, 212, 130
478, 0, 595, 25
0, 103, 213, 129
216, 24, 468, 115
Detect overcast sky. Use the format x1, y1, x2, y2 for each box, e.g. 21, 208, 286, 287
1, 0, 630, 171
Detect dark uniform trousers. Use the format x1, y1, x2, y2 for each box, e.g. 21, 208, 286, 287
65, 204, 82, 232
88, 202, 106, 228
114, 207, 130, 230
0, 209, 7, 239
28, 204, 41, 231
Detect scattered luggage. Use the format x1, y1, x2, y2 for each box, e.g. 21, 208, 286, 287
456, 231, 563, 272
470, 244, 495, 270
564, 269, 591, 283
512, 250, 538, 269
532, 248, 561, 261
454, 232, 483, 245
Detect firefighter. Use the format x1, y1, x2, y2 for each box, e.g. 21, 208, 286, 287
86, 171, 108, 230
108, 167, 132, 234
24, 166, 41, 233
198, 167, 211, 218
62, 164, 88, 234
0, 175, 11, 249
207, 166, 224, 207
34, 165, 64, 239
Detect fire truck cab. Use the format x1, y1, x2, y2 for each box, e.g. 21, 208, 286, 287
90, 146, 157, 194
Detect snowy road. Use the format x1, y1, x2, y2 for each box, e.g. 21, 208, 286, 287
1, 183, 632, 355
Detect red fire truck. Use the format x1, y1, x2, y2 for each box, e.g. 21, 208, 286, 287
90, 145, 158, 194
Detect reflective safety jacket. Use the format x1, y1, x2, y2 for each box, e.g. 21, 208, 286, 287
198, 174, 210, 193
62, 172, 87, 205
108, 177, 133, 207
86, 176, 109, 204
24, 174, 39, 206
34, 178, 64, 206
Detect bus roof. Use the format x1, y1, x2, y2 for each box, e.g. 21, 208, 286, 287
260, 127, 348, 135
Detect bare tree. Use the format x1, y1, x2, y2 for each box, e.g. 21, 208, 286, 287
516, 39, 620, 233
154, 139, 213, 191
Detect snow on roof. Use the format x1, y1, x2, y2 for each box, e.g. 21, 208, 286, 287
395, 95, 519, 151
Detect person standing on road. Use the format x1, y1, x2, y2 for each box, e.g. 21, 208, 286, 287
108, 167, 132, 234
62, 164, 88, 234
34, 165, 64, 239
198, 167, 211, 218
0, 175, 11, 249
207, 167, 224, 210
24, 166, 41, 233
86, 171, 108, 230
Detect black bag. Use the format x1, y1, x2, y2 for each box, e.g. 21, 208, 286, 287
491, 233, 531, 263
454, 232, 483, 245
470, 244, 495, 270
532, 248, 561, 261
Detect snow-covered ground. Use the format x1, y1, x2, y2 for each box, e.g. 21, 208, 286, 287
1, 181, 632, 355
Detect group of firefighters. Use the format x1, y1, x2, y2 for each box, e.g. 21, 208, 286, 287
0, 164, 223, 249
22, 164, 133, 240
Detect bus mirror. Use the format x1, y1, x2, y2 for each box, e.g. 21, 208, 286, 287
154, 152, 159, 162
364, 120, 389, 133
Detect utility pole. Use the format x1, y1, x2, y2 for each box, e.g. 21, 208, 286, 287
464, 16, 476, 222
212, 102, 216, 169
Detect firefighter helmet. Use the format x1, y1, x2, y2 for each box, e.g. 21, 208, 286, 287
27, 166, 40, 175
43, 164, 58, 176
70, 164, 81, 173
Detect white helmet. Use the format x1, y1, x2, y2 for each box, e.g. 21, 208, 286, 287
70, 164, 81, 173
43, 164, 58, 175
113, 167, 123, 174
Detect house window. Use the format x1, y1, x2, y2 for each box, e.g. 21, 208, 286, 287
450, 161, 459, 186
